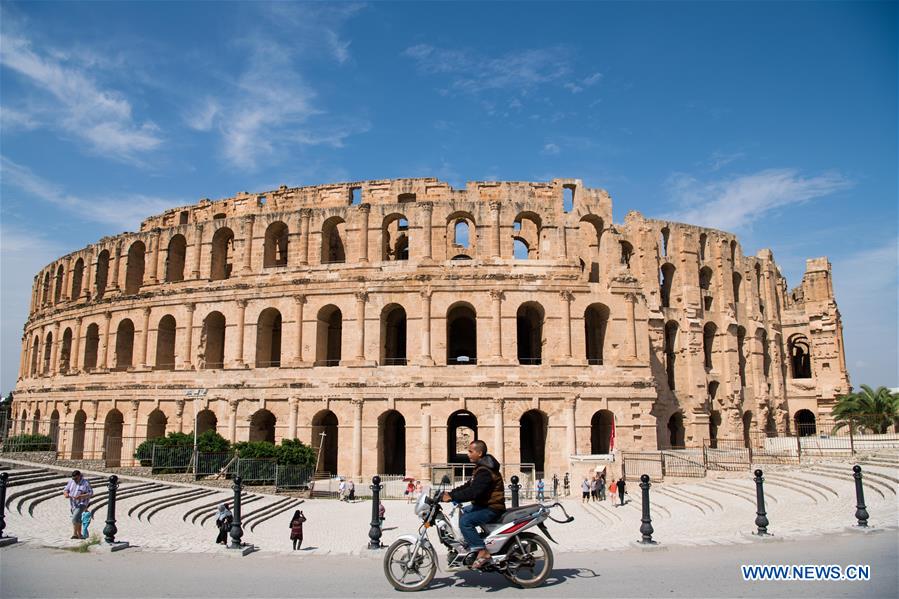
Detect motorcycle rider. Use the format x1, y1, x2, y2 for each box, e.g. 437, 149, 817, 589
441, 440, 506, 569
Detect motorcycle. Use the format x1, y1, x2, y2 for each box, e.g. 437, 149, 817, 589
383, 475, 574, 591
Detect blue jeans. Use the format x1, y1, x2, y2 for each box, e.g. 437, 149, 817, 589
459, 504, 502, 551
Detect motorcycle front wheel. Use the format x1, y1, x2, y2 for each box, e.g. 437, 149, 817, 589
383, 538, 438, 592
502, 532, 554, 588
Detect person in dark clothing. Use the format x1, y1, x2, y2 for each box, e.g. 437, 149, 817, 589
617, 477, 627, 506
215, 503, 232, 545
289, 509, 306, 550
441, 440, 505, 569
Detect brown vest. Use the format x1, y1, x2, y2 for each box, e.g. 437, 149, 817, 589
473, 464, 506, 512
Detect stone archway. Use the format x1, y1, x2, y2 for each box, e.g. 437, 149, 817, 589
447, 410, 478, 463
591, 410, 615, 454
147, 409, 167, 440
519, 410, 547, 474
249, 409, 276, 443
794, 409, 816, 437
104, 409, 124, 467
667, 412, 685, 448
311, 410, 338, 475
71, 410, 87, 459
378, 410, 406, 475
196, 409, 217, 434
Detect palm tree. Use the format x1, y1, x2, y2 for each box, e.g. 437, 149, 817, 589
832, 385, 899, 434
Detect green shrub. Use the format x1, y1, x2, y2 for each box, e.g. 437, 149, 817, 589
4, 433, 53, 452
276, 438, 316, 467
133, 430, 230, 462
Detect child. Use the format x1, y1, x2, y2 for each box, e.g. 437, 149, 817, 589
80, 509, 92, 539
378, 501, 386, 525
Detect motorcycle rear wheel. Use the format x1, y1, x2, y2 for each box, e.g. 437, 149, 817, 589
383, 538, 437, 592
502, 532, 554, 588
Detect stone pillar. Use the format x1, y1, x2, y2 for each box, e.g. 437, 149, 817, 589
228, 399, 240, 443
419, 202, 433, 260
128, 400, 140, 462
18, 335, 27, 381
490, 201, 502, 258
558, 222, 569, 259
357, 204, 370, 263
99, 311, 112, 370
49, 322, 61, 374
625, 293, 639, 361
354, 291, 368, 361
420, 405, 431, 480
565, 396, 577, 458
493, 398, 505, 466
352, 398, 363, 480
62, 258, 72, 301
294, 295, 306, 365
559, 291, 573, 359
299, 209, 311, 265
72, 317, 83, 372
241, 216, 255, 274
175, 399, 185, 433
138, 307, 151, 369
148, 232, 161, 285
182, 303, 195, 369
110, 242, 122, 291
490, 290, 504, 359
235, 299, 247, 367
419, 289, 433, 365
191, 224, 204, 280
287, 397, 299, 440
82, 250, 92, 299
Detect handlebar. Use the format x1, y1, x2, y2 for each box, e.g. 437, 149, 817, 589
544, 501, 575, 524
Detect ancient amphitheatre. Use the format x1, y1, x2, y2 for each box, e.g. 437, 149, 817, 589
12, 177, 851, 480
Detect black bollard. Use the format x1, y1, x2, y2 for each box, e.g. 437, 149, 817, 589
368, 475, 383, 549
0, 472, 7, 538
229, 476, 244, 548
852, 465, 869, 527
753, 469, 770, 536
639, 474, 655, 544
103, 475, 119, 544
509, 475, 521, 508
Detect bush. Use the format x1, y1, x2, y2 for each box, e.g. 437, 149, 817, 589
3, 433, 53, 452
133, 430, 230, 463
232, 438, 316, 466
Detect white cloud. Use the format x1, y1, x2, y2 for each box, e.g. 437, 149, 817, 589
184, 98, 219, 132
542, 143, 560, 156
0, 26, 162, 162
1, 156, 174, 231
564, 72, 603, 94
0, 105, 40, 131
664, 168, 853, 231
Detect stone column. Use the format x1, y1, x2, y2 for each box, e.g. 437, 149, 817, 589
235, 299, 247, 367
148, 232, 161, 284
299, 209, 311, 265
420, 405, 431, 479
558, 222, 569, 259
82, 250, 92, 299
225, 399, 238, 443
294, 295, 306, 365
419, 202, 433, 260
18, 335, 27, 381
182, 303, 195, 369
352, 398, 363, 480
419, 289, 433, 365
99, 311, 112, 370
110, 242, 122, 291
62, 258, 72, 301
72, 317, 83, 372
128, 400, 140, 462
493, 398, 505, 466
357, 204, 370, 263
490, 290, 504, 359
559, 291, 573, 359
490, 201, 502, 258
50, 322, 61, 374
287, 397, 299, 440
241, 216, 255, 274
138, 307, 151, 369
565, 396, 577, 458
175, 399, 185, 433
191, 224, 204, 280
354, 291, 368, 361
625, 293, 638, 361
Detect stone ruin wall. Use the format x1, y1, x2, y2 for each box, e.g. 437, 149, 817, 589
12, 178, 850, 480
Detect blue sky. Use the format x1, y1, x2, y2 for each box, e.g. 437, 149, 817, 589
1, 1, 896, 393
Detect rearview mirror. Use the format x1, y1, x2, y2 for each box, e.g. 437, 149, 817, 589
441, 475, 451, 485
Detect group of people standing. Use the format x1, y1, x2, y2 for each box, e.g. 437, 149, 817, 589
582, 472, 627, 506
337, 478, 355, 501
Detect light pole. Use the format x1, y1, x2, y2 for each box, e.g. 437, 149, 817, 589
185, 388, 208, 473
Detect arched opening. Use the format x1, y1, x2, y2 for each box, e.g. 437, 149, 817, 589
249, 409, 276, 443
516, 302, 544, 365
759, 329, 771, 379
71, 410, 87, 459
590, 410, 615, 454
263, 221, 289, 268
708, 410, 721, 448
95, 249, 110, 300
196, 409, 217, 434
315, 305, 342, 366
125, 240, 146, 295
794, 409, 816, 437
699, 266, 713, 311
742, 411, 754, 448
667, 412, 685, 448
114, 319, 135, 371
454, 221, 470, 248
380, 304, 407, 365
584, 303, 610, 365
201, 311, 226, 369
730, 240, 737, 263
19, 409, 27, 435
321, 217, 346, 264
447, 410, 477, 463
788, 334, 812, 378
514, 212, 542, 260
42, 332, 53, 373
49, 409, 60, 446
732, 272, 742, 304
446, 302, 477, 365
32, 408, 41, 435
60, 328, 73, 373
255, 308, 282, 368
578, 215, 603, 282
84, 323, 100, 370
54, 263, 65, 304
155, 315, 177, 370
103, 409, 124, 467
702, 322, 717, 370
30, 336, 40, 376
210, 227, 235, 281
378, 410, 406, 475
147, 409, 167, 440
660, 263, 675, 308
447, 212, 475, 259
311, 410, 338, 475
660, 227, 670, 258
382, 214, 410, 261
664, 320, 678, 391
71, 258, 84, 300
165, 235, 187, 282
698, 233, 707, 262
736, 326, 747, 387
513, 238, 529, 260
619, 241, 633, 269
519, 410, 547, 475
42, 271, 51, 305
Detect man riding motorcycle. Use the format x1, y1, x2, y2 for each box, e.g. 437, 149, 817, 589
440, 439, 505, 569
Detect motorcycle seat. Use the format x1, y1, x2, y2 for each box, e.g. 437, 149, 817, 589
497, 504, 541, 524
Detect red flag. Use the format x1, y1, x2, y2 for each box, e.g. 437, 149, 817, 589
609, 416, 616, 452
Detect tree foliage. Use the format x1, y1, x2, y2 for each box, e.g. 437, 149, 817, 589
832, 385, 899, 434
4, 433, 53, 451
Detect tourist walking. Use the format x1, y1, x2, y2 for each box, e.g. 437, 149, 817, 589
414, 480, 422, 501
338, 478, 347, 501
581, 478, 590, 502
378, 501, 386, 524
62, 470, 93, 540
289, 509, 306, 550
609, 478, 617, 502
563, 472, 570, 496
552, 474, 559, 498
215, 503, 232, 545
591, 476, 600, 502
347, 479, 356, 501
536, 478, 545, 502
80, 509, 92, 539
598, 475, 606, 501
405, 480, 416, 503
617, 476, 627, 506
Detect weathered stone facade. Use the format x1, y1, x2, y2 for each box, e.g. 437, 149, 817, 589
12, 178, 850, 479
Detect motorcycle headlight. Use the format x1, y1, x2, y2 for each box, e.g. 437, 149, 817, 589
414, 493, 430, 518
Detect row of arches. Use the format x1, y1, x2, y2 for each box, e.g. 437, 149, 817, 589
658, 261, 766, 313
